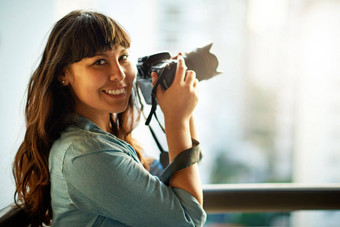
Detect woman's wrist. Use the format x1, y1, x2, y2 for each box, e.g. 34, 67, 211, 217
164, 115, 187, 125
164, 118, 192, 161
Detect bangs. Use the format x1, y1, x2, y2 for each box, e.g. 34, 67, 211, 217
67, 11, 130, 63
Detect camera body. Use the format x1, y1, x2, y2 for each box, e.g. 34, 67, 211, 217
136, 43, 220, 105
136, 52, 178, 104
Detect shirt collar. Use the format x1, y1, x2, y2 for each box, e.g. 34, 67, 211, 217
73, 114, 110, 135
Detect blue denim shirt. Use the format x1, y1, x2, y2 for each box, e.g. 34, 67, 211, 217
49, 115, 206, 226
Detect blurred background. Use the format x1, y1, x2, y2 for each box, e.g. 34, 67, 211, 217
1, 0, 340, 226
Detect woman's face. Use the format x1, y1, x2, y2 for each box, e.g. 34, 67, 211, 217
62, 45, 135, 123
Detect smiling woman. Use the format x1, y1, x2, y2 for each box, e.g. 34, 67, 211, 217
60, 47, 135, 131
12, 10, 205, 227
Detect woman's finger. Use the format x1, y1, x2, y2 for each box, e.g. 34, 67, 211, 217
171, 52, 184, 60
185, 70, 196, 86
151, 72, 158, 86
174, 55, 187, 83
193, 78, 199, 87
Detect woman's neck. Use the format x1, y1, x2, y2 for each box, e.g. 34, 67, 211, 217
76, 109, 112, 132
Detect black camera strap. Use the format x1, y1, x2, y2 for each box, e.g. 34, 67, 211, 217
147, 123, 169, 168
136, 80, 169, 168
145, 70, 165, 126
144, 77, 172, 168
145, 96, 157, 126
159, 139, 201, 186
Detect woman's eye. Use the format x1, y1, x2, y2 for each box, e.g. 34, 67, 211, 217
119, 54, 129, 61
94, 59, 106, 65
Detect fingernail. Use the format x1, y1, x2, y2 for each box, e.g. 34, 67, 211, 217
178, 55, 184, 62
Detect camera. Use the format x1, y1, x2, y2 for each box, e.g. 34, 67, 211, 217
136, 43, 220, 104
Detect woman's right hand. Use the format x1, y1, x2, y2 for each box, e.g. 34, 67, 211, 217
151, 56, 199, 125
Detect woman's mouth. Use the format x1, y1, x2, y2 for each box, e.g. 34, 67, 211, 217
103, 88, 126, 95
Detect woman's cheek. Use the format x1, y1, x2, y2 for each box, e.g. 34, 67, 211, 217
127, 68, 136, 83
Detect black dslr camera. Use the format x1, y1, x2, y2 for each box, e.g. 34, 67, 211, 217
136, 43, 220, 105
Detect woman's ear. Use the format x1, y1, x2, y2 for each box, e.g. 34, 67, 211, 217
58, 68, 69, 86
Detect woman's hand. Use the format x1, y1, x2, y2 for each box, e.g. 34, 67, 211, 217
151, 56, 199, 125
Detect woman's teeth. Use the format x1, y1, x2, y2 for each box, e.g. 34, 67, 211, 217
104, 88, 125, 95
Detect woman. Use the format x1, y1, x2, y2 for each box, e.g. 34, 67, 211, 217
13, 10, 205, 226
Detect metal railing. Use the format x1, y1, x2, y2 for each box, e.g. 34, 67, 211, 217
203, 183, 340, 213
1, 183, 340, 226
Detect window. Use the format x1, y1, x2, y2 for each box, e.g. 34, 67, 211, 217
1, 0, 339, 226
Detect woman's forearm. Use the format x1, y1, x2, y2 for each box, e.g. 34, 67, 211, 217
189, 116, 198, 140
165, 118, 203, 205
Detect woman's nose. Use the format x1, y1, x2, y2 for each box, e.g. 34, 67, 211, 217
109, 63, 125, 81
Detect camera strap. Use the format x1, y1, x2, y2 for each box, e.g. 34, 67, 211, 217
145, 96, 157, 126
145, 72, 165, 126
159, 139, 201, 186
136, 82, 170, 168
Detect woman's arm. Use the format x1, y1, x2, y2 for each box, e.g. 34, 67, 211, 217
61, 137, 206, 226
165, 117, 203, 205
152, 56, 203, 205
189, 116, 198, 140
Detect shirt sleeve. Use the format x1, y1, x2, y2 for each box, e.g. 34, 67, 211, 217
148, 158, 164, 177
62, 136, 206, 227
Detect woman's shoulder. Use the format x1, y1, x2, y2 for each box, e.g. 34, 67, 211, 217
52, 125, 128, 157
49, 125, 102, 172
49, 115, 140, 173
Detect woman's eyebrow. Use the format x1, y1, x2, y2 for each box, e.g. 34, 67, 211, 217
94, 52, 108, 57
119, 47, 129, 53
93, 47, 129, 57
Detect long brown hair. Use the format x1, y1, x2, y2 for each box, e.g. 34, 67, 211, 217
13, 10, 148, 226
